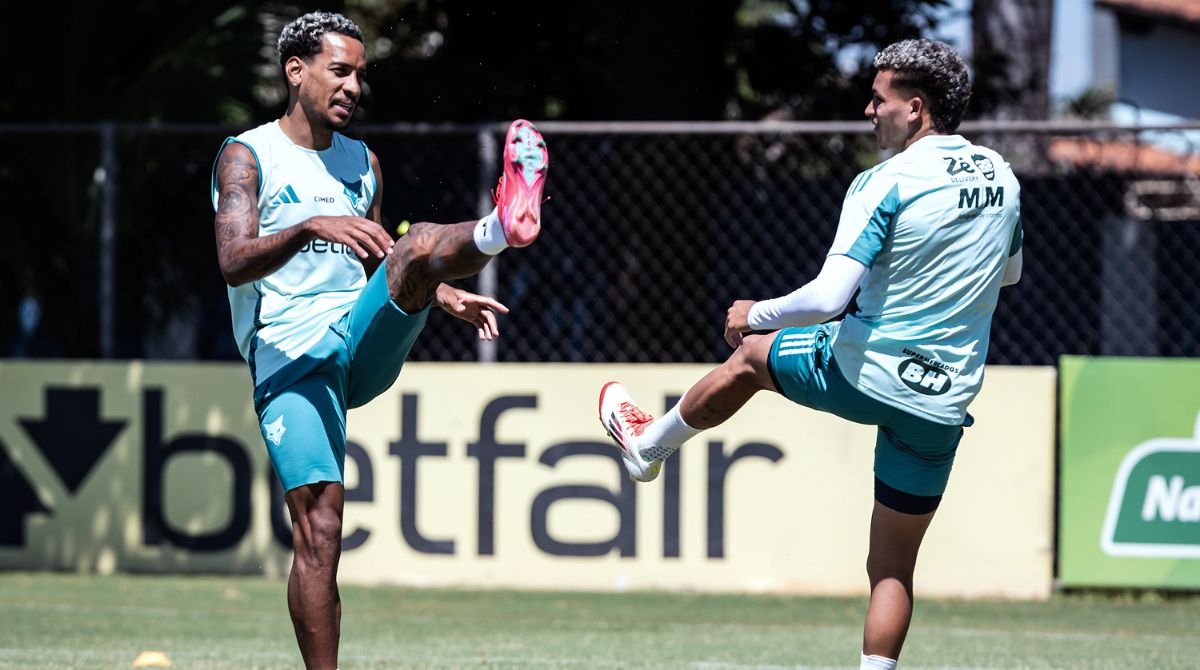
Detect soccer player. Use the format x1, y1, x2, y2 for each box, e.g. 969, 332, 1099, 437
599, 39, 1021, 670
211, 12, 548, 669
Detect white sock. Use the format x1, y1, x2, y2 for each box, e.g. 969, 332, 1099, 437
637, 393, 701, 461
473, 207, 507, 255
860, 653, 897, 670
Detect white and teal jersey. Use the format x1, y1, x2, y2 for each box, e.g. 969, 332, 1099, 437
211, 120, 377, 386
828, 134, 1022, 425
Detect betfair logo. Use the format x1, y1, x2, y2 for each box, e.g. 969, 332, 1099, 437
271, 184, 301, 205
1101, 411, 1200, 558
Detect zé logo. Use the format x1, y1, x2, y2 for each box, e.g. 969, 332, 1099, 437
970, 154, 996, 180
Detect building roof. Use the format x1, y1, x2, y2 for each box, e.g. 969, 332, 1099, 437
1048, 137, 1200, 176
1095, 0, 1200, 25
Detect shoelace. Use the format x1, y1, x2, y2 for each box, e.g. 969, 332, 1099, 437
617, 402, 653, 431
491, 175, 505, 205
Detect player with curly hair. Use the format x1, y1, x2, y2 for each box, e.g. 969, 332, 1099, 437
599, 39, 1023, 670
211, 11, 548, 669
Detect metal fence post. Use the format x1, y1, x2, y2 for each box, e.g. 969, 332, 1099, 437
1100, 213, 1157, 355
476, 127, 499, 363
99, 122, 118, 359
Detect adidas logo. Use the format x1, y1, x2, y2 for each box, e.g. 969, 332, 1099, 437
271, 184, 301, 205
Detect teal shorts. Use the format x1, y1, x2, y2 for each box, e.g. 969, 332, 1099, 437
766, 324, 970, 512
252, 266, 429, 492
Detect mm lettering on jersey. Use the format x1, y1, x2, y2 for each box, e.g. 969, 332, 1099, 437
897, 358, 953, 395
958, 186, 1004, 209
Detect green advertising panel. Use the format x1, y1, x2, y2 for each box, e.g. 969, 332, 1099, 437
1059, 356, 1200, 588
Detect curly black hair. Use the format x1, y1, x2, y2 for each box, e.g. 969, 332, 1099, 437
277, 11, 364, 70
874, 39, 972, 133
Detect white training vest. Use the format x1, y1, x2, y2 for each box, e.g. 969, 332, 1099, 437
211, 120, 377, 386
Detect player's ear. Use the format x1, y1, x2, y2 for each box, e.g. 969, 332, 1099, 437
907, 95, 924, 123
285, 56, 305, 89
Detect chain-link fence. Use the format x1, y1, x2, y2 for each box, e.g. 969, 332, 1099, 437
2, 121, 1198, 365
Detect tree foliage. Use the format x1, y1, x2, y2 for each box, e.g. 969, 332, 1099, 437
2, 0, 954, 358
10, 0, 949, 125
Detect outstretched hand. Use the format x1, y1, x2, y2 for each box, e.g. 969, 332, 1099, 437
436, 284, 510, 341
724, 299, 756, 349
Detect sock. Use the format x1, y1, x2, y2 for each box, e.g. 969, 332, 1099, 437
860, 654, 897, 670
473, 207, 507, 255
637, 393, 702, 461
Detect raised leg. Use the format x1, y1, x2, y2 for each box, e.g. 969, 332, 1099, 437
384, 220, 492, 313
679, 332, 780, 428
284, 482, 345, 670
862, 500, 936, 660
599, 331, 783, 481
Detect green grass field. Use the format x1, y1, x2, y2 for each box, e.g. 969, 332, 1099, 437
1, 573, 1197, 669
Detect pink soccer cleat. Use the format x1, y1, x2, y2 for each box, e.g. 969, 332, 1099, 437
598, 381, 663, 482
493, 119, 548, 247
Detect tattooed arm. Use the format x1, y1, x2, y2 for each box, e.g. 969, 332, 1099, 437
214, 143, 311, 287
214, 142, 395, 287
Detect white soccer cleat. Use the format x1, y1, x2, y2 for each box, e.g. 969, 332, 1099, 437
598, 381, 663, 482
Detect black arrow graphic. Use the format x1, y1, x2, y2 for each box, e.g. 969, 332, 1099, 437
19, 387, 126, 494
0, 438, 50, 545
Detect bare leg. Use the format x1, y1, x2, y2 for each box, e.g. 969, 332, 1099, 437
862, 500, 936, 660
285, 482, 345, 670
678, 332, 780, 428
385, 220, 493, 312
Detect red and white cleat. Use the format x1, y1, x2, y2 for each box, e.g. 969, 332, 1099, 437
598, 381, 663, 482
493, 119, 548, 247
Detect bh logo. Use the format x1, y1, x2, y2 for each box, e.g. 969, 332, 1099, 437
897, 358, 952, 396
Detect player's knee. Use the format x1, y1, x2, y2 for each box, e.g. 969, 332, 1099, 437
727, 335, 773, 390
296, 508, 342, 569
866, 550, 915, 587
723, 347, 755, 384
394, 222, 437, 265
405, 221, 436, 241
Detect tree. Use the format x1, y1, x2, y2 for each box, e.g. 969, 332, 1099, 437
729, 0, 949, 121
970, 0, 1054, 120
1, 0, 951, 358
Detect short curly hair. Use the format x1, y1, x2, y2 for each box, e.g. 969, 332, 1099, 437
277, 11, 364, 70
873, 39, 971, 133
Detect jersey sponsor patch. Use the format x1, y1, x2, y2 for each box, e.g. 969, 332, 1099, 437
971, 154, 996, 180
896, 348, 959, 396
897, 358, 953, 395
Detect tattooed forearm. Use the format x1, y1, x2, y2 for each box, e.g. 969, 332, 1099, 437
213, 144, 312, 286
